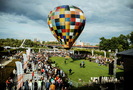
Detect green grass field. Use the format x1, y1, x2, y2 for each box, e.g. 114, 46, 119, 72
50, 57, 123, 83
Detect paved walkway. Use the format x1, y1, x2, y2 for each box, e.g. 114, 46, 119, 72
8, 71, 46, 90
0, 51, 23, 67
4, 61, 46, 90
0, 57, 13, 67
22, 72, 46, 90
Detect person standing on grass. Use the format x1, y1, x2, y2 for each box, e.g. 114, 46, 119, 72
82, 61, 85, 68
69, 69, 72, 75
83, 63, 85, 68
64, 60, 66, 64
80, 63, 82, 68
82, 61, 85, 65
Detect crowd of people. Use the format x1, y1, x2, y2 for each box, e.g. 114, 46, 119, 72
70, 54, 87, 59
4, 51, 73, 90
87, 55, 114, 66
90, 76, 124, 84
69, 52, 116, 67
6, 77, 14, 90
4, 49, 124, 90
69, 53, 115, 67
22, 52, 72, 90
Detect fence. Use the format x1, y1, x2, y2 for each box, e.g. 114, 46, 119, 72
68, 79, 91, 88
68, 76, 123, 88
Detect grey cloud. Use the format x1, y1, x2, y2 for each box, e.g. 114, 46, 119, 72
18, 21, 27, 24
127, 2, 133, 9
0, 0, 47, 21
0, 0, 133, 44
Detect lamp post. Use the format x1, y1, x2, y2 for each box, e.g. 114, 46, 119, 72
91, 49, 94, 56
114, 49, 118, 78
104, 51, 106, 58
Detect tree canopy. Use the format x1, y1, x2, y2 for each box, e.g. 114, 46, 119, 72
99, 32, 133, 52
0, 38, 60, 48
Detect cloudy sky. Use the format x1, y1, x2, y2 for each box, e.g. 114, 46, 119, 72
0, 0, 133, 45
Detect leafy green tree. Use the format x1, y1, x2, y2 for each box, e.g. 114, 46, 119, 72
129, 32, 133, 44
24, 39, 34, 47
127, 32, 133, 48
118, 34, 129, 50
99, 37, 109, 51
99, 33, 131, 52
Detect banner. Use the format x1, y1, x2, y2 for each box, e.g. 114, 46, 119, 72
15, 61, 23, 90
26, 48, 31, 55
23, 54, 28, 69
26, 48, 31, 60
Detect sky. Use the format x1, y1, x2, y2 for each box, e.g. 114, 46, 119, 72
0, 0, 133, 45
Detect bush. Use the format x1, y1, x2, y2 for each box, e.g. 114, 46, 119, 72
94, 50, 104, 56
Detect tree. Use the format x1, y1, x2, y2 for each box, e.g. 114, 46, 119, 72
118, 34, 129, 50
99, 33, 131, 52
0, 38, 46, 48
129, 32, 133, 44
24, 39, 34, 47
99, 37, 109, 51
127, 32, 133, 48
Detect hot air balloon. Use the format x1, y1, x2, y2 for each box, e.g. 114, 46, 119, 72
47, 5, 86, 49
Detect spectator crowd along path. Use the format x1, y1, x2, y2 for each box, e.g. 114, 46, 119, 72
5, 50, 72, 90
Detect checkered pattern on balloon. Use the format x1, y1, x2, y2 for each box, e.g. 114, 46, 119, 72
47, 5, 86, 49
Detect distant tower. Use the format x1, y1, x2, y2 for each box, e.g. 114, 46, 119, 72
34, 38, 37, 42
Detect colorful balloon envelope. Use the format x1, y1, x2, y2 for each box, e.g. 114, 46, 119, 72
47, 5, 86, 49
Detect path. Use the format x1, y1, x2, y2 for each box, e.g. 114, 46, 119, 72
0, 51, 23, 67
8, 71, 46, 90
0, 56, 13, 68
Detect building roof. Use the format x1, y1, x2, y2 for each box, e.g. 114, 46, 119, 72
117, 48, 133, 56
